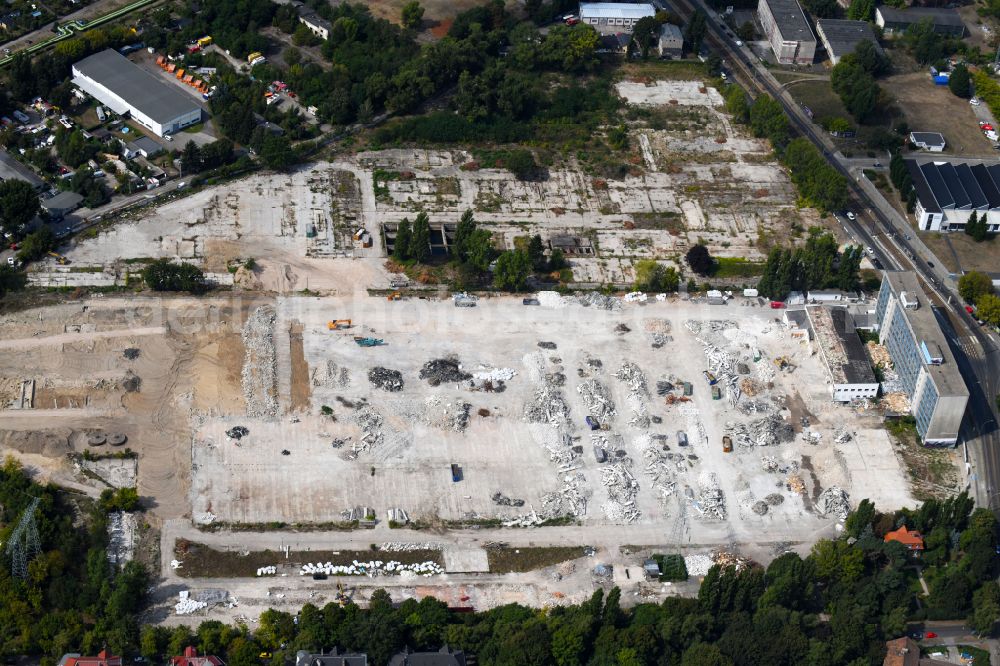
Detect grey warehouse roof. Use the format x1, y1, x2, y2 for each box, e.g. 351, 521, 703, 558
877, 6, 965, 27
42, 190, 84, 210
73, 49, 200, 125
761, 0, 815, 42
579, 2, 655, 19
910, 131, 946, 148
816, 19, 880, 58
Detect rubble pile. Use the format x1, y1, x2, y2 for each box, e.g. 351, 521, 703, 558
752, 501, 769, 515
368, 367, 404, 392
578, 379, 616, 420
492, 492, 526, 507
692, 472, 726, 520
601, 462, 640, 523
123, 348, 140, 360
525, 383, 570, 423
642, 446, 684, 503
678, 405, 707, 447
322, 360, 351, 388
578, 292, 622, 310
834, 429, 853, 444
175, 591, 208, 615
713, 551, 752, 571
241, 305, 278, 418
226, 425, 249, 440
473, 367, 516, 383
816, 486, 851, 519
616, 362, 648, 395
379, 542, 440, 552
726, 413, 794, 448
540, 472, 590, 517
787, 474, 806, 494
684, 554, 713, 576
106, 511, 137, 565
764, 493, 784, 505
353, 406, 385, 452
300, 560, 444, 577
537, 291, 568, 308
419, 358, 471, 386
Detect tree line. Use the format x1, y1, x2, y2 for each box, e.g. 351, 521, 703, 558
756, 229, 862, 300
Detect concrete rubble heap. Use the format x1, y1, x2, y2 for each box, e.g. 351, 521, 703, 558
577, 292, 622, 311
816, 486, 851, 519
692, 472, 726, 520
322, 359, 351, 388
379, 542, 440, 552
300, 560, 444, 577
241, 305, 278, 418
601, 461, 640, 523
525, 383, 570, 424
641, 443, 685, 504
175, 591, 208, 615
578, 379, 616, 421
726, 413, 794, 448
352, 406, 386, 452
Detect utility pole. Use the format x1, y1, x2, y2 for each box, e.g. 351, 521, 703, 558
5, 497, 41, 579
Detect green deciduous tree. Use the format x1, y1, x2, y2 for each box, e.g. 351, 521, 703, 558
959, 270, 994, 303
142, 259, 208, 294
15, 226, 56, 263
401, 0, 424, 29
631, 16, 661, 57
686, 244, 714, 276
684, 10, 707, 54
950, 64, 972, 98
409, 211, 431, 263
634, 260, 680, 292
748, 95, 789, 147
393, 219, 411, 262
0, 179, 40, 238
976, 293, 1000, 327
493, 249, 531, 291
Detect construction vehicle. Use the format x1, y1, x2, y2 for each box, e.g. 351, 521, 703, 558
703, 370, 718, 385
47, 251, 69, 265
335, 582, 350, 606
450, 463, 462, 482
387, 291, 402, 301
774, 356, 790, 370
722, 435, 733, 453
327, 319, 351, 330
353, 336, 384, 347
197, 35, 212, 47
586, 415, 600, 430
711, 385, 722, 400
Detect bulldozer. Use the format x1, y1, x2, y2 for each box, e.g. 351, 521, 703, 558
327, 319, 351, 330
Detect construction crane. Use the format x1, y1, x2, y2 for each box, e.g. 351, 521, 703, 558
327, 319, 351, 330
5, 497, 41, 579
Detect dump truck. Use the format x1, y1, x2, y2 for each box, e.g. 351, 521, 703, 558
677, 431, 688, 447
450, 463, 462, 482
327, 319, 351, 330
722, 435, 733, 453
586, 416, 600, 431
711, 385, 722, 400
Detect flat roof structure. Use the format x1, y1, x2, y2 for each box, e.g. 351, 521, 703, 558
882, 272, 966, 399
72, 49, 201, 136
806, 306, 877, 385
815, 19, 881, 64
876, 6, 965, 29
579, 2, 655, 19
909, 132, 946, 149
907, 158, 1000, 214
761, 0, 814, 42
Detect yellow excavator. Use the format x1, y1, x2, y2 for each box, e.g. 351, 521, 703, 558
327, 319, 352, 330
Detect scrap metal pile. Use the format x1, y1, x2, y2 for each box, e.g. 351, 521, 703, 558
352, 407, 385, 452
641, 443, 687, 504
368, 367, 404, 392
419, 358, 471, 386
616, 362, 650, 428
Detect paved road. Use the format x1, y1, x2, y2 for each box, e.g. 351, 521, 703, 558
674, 0, 1000, 511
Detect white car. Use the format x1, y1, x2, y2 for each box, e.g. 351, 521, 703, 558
866, 246, 874, 255
735, 40, 743, 47
7, 256, 16, 266
971, 98, 982, 106
845, 211, 856, 220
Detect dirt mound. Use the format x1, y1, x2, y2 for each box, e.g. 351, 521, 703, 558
1, 429, 72, 456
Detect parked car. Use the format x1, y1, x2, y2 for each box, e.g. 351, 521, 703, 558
845, 211, 856, 220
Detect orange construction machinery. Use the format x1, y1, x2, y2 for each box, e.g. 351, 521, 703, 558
327, 319, 352, 330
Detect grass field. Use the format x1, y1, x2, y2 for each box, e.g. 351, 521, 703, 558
174, 539, 443, 577
486, 546, 590, 573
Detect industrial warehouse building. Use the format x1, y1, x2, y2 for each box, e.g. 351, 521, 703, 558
578, 3, 655, 31
72, 49, 202, 137
757, 0, 816, 65
875, 272, 968, 446
905, 158, 1000, 232
814, 19, 881, 65
805, 305, 880, 402
875, 6, 966, 36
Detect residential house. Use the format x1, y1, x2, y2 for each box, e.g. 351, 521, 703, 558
883, 525, 925, 553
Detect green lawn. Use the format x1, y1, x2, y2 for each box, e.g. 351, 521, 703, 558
786, 80, 849, 126
714, 256, 765, 278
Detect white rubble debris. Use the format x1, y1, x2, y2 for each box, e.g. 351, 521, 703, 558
300, 560, 443, 577
241, 305, 278, 418
175, 591, 208, 615
684, 554, 713, 577
816, 486, 851, 519
256, 566, 277, 576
